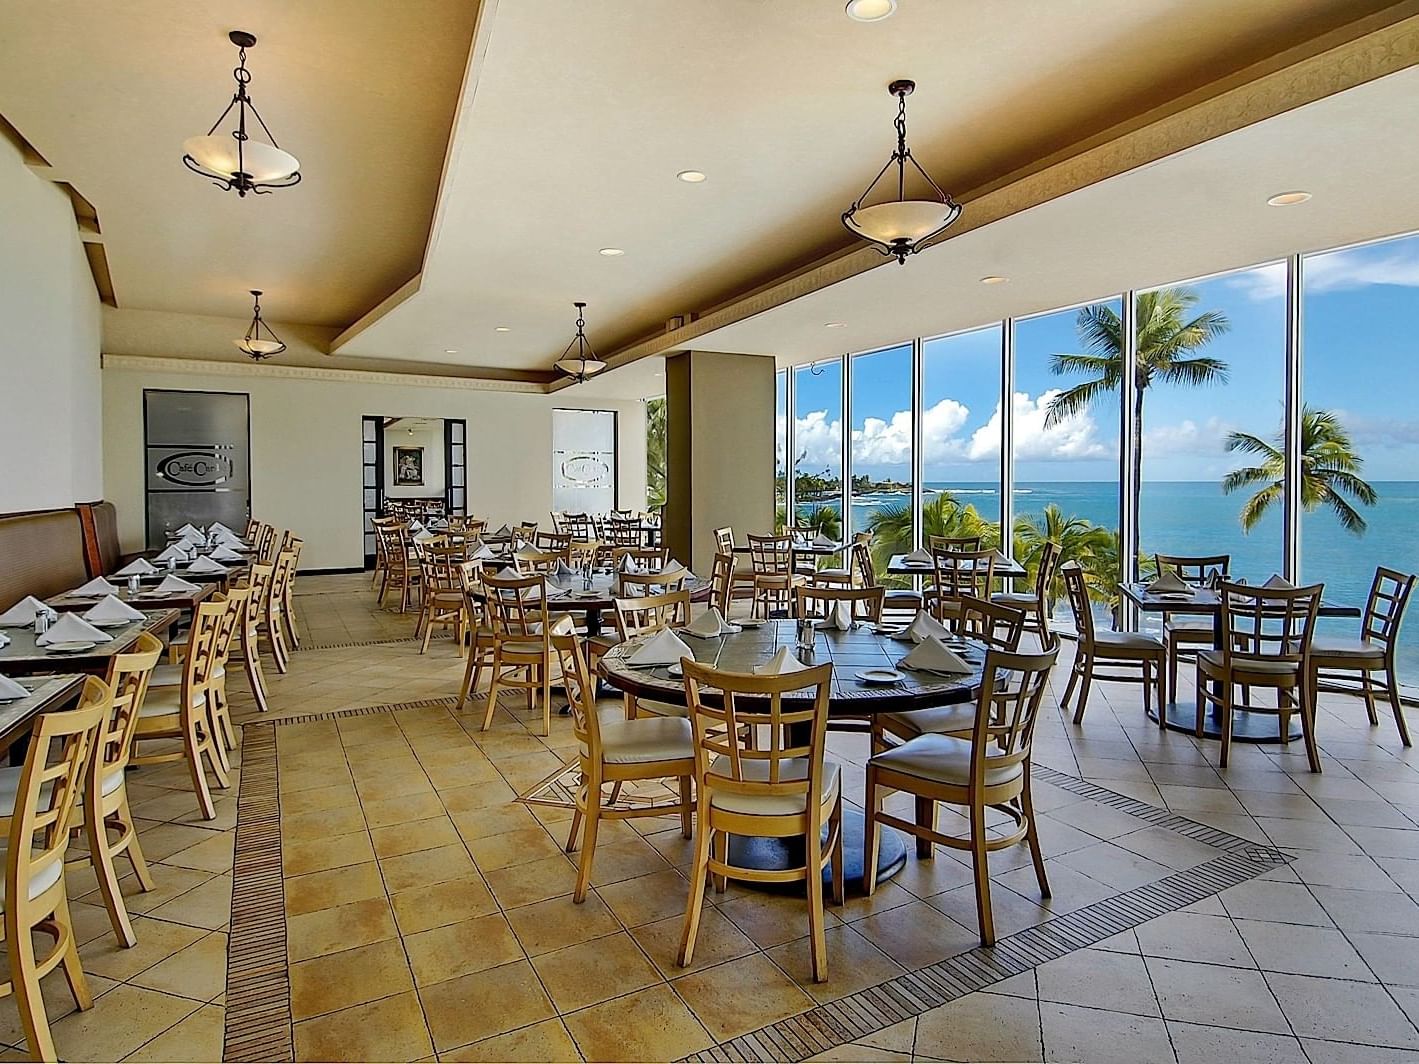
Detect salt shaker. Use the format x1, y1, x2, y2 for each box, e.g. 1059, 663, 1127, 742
128, 574, 140, 595
167, 555, 178, 571
795, 617, 814, 654
35, 610, 50, 637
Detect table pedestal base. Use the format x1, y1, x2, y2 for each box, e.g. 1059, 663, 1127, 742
725, 810, 908, 895
1148, 699, 1302, 742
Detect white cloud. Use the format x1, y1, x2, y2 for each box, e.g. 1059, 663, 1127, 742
1230, 244, 1419, 301
969, 390, 1110, 462
1143, 416, 1235, 457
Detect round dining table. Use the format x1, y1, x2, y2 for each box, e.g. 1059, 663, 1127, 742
599, 618, 987, 892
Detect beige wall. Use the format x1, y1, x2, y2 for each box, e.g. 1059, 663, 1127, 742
0, 136, 102, 513
384, 422, 446, 499
101, 361, 646, 570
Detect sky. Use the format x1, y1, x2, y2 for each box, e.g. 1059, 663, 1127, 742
778, 231, 1419, 485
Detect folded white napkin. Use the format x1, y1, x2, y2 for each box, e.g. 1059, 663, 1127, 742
177, 529, 206, 547
813, 532, 836, 549
209, 521, 235, 536
0, 596, 58, 627
152, 574, 201, 594
818, 599, 854, 631
213, 530, 248, 549
491, 524, 513, 539
187, 555, 229, 575
907, 609, 952, 644
72, 576, 118, 597
1263, 574, 1295, 589
430, 520, 449, 531
409, 520, 424, 533
37, 614, 111, 646
753, 647, 811, 676
0, 633, 8, 649
0, 674, 28, 700
554, 560, 577, 578
901, 636, 972, 674
1146, 571, 1189, 594
655, 559, 688, 579
514, 545, 541, 559
614, 577, 645, 598
472, 543, 497, 560
155, 543, 191, 563
618, 553, 641, 573
903, 548, 933, 565
684, 608, 739, 639
627, 628, 695, 667
413, 530, 439, 544
83, 595, 145, 625
175, 523, 203, 538
115, 558, 158, 577
210, 545, 246, 563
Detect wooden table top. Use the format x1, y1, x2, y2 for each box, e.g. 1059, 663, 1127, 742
600, 618, 984, 716
48, 580, 217, 614
0, 610, 179, 676
0, 673, 85, 755
886, 552, 1027, 580
1119, 582, 1360, 617
473, 570, 711, 613
733, 541, 844, 556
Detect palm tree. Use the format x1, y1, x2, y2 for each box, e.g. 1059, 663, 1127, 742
644, 397, 667, 510
868, 494, 996, 586
1045, 288, 1230, 511
1222, 406, 1377, 534
1011, 504, 1113, 616
797, 505, 842, 542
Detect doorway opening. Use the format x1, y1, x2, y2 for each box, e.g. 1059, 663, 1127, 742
361, 415, 467, 568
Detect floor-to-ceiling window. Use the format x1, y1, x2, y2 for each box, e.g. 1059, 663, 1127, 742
1303, 232, 1419, 681
774, 368, 788, 532
848, 343, 913, 545
793, 359, 843, 539
1013, 300, 1123, 620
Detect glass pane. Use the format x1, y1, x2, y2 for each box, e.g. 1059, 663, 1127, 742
452, 422, 466, 443
363, 420, 376, 443
452, 467, 465, 488
793, 359, 843, 542
1014, 299, 1122, 625
363, 466, 376, 488
1136, 268, 1285, 591
363, 488, 377, 510
1303, 233, 1419, 683
451, 443, 465, 464
363, 442, 377, 464
645, 396, 666, 512
774, 370, 787, 532
849, 344, 913, 549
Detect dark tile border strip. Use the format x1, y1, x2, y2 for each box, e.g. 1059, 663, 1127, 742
298, 636, 420, 651
223, 721, 293, 1063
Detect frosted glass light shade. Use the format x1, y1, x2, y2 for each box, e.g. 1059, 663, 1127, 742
184, 134, 300, 183
556, 357, 607, 377
235, 337, 284, 357
844, 199, 961, 246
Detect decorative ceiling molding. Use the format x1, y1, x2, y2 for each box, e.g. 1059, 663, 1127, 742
101, 353, 547, 393
557, 7, 1419, 391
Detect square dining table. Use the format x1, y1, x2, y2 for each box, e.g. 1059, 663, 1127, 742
0, 610, 180, 677
46, 580, 216, 614
0, 673, 86, 758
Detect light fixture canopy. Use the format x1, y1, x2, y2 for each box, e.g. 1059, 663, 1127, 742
598, 247, 625, 257
234, 290, 286, 360
845, 0, 898, 21
676, 170, 707, 183
979, 275, 1008, 285
1267, 190, 1312, 206
183, 30, 301, 197
554, 302, 608, 383
843, 79, 961, 265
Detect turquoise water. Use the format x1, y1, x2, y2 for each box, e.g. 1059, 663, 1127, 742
835, 480, 1419, 680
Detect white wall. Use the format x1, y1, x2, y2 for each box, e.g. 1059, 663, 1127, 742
384, 422, 446, 499
0, 137, 102, 513
101, 361, 647, 570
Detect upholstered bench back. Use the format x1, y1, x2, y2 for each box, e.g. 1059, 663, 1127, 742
0, 508, 88, 611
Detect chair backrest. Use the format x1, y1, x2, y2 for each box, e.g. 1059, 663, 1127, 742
1217, 579, 1322, 668
6, 677, 109, 909
243, 516, 260, 540
606, 518, 641, 547
98, 632, 163, 784
1362, 566, 1416, 652
1061, 562, 1095, 644
613, 546, 670, 570
481, 569, 551, 638
284, 535, 304, 571
851, 541, 881, 588
928, 534, 983, 553
682, 658, 834, 823
245, 562, 274, 625
552, 633, 602, 758
930, 547, 996, 605
536, 531, 573, 553
713, 527, 735, 555
794, 584, 884, 623
617, 569, 687, 597
257, 524, 279, 564
562, 513, 595, 540
514, 548, 565, 575
958, 595, 1025, 651
964, 645, 1059, 787
213, 586, 253, 670
1031, 540, 1063, 614
613, 589, 691, 640
1155, 553, 1230, 586
567, 540, 601, 569
710, 552, 735, 615
268, 550, 298, 620
748, 534, 793, 576
181, 599, 228, 700
424, 544, 468, 592
515, 522, 539, 541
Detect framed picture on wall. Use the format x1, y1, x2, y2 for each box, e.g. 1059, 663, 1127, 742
394, 446, 425, 486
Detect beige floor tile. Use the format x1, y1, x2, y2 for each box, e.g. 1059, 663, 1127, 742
361, 788, 449, 829
631, 906, 757, 977
146, 872, 233, 930
449, 801, 543, 842
130, 931, 229, 1001
1268, 972, 1419, 1048
583, 836, 673, 887
597, 868, 692, 928
281, 804, 368, 842
531, 931, 662, 1013
914, 991, 1044, 1062
438, 1017, 581, 1062
1147, 957, 1290, 1034
90, 864, 215, 917
49, 984, 201, 1063
714, 890, 837, 950
505, 893, 621, 956
381, 841, 478, 893
482, 854, 580, 909
290, 938, 415, 1020
1040, 1001, 1173, 1064
391, 875, 499, 935
766, 923, 905, 1004
464, 826, 565, 872
440, 779, 518, 813
0, 972, 117, 1047
161, 831, 234, 873
850, 899, 978, 969
673, 952, 815, 1041
123, 1002, 225, 1062
562, 983, 713, 1062
293, 990, 433, 1062
371, 815, 462, 859
404, 913, 524, 985
1168, 1020, 1307, 1063
284, 861, 386, 916
418, 960, 555, 1052
287, 896, 398, 962
1035, 946, 1160, 1016
124, 822, 217, 863
279, 781, 360, 817
1236, 919, 1375, 980
78, 916, 208, 982
282, 829, 375, 877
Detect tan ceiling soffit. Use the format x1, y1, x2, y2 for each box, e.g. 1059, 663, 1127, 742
546, 4, 1419, 392
101, 354, 546, 394
330, 0, 500, 353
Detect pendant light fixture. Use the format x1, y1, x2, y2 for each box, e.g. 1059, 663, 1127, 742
183, 30, 301, 197
234, 290, 286, 360
842, 79, 960, 264
554, 302, 608, 383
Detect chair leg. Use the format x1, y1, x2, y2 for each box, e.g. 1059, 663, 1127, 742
283, 588, 301, 648
53, 891, 93, 1012
1385, 667, 1413, 747
573, 800, 599, 904
10, 914, 58, 1063
1021, 778, 1050, 898
1157, 654, 1168, 710
1071, 657, 1094, 726
805, 819, 828, 983
541, 664, 552, 738
1219, 683, 1234, 770
1361, 671, 1380, 725
1300, 675, 1323, 774
184, 719, 218, 821
482, 656, 504, 731
1142, 660, 1153, 716
969, 802, 995, 947
118, 796, 156, 890
1060, 662, 1080, 719
914, 795, 935, 859
418, 605, 435, 654
1168, 645, 1179, 707
711, 831, 728, 894
85, 790, 137, 948
243, 637, 270, 714
679, 776, 693, 839
863, 767, 882, 897
829, 801, 845, 906
678, 811, 713, 969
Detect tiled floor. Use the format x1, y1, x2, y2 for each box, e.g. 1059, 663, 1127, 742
11, 571, 1419, 1062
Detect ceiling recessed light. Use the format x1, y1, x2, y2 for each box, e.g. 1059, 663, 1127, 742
845, 0, 897, 21
824, 322, 847, 328
677, 170, 706, 183
979, 275, 1008, 285
493, 326, 511, 332
444, 348, 458, 354
598, 247, 625, 257
1267, 190, 1312, 206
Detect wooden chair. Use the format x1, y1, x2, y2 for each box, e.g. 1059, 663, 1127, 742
1059, 562, 1165, 724
748, 534, 806, 619
229, 562, 273, 714
793, 584, 884, 624
151, 588, 249, 773
132, 599, 230, 820
849, 540, 924, 618
709, 553, 737, 618
515, 522, 539, 541
280, 534, 304, 649
606, 518, 642, 549
927, 534, 984, 552
678, 658, 844, 982
263, 550, 298, 674
1200, 579, 1323, 770
417, 545, 470, 655
993, 540, 1061, 641
86, 633, 163, 947
1155, 553, 1231, 698
536, 531, 573, 553
864, 643, 1059, 946
870, 596, 1026, 754
1309, 566, 1415, 746
375, 522, 420, 612
370, 516, 399, 589
714, 526, 757, 603
455, 563, 498, 706
0, 680, 108, 1061
562, 513, 595, 540
612, 546, 670, 570
568, 539, 602, 570
255, 523, 279, 565
555, 634, 695, 902
926, 547, 996, 628
243, 516, 260, 541
607, 590, 693, 721
514, 549, 566, 576
478, 570, 566, 737
812, 531, 873, 587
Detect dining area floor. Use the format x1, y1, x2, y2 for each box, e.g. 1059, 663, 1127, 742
14, 571, 1419, 1063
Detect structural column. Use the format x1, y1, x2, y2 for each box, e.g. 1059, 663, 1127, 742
664, 350, 777, 574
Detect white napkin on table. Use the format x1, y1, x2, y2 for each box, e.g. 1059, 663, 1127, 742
175, 523, 203, 538
906, 609, 952, 644
0, 596, 58, 627
684, 608, 739, 639
1145, 571, 1189, 594
210, 545, 246, 563
83, 595, 145, 625
115, 558, 158, 577
754, 647, 811, 676
1263, 574, 1295, 589
187, 555, 229, 575
903, 548, 933, 566
554, 560, 577, 579
213, 530, 248, 549
618, 553, 642, 574
655, 559, 688, 580
472, 542, 497, 561
812, 532, 836, 549
0, 675, 28, 700
209, 521, 235, 536
177, 529, 206, 547
490, 524, 513, 539
155, 543, 191, 563
902, 636, 972, 674
152, 574, 201, 594
72, 577, 118, 597
37, 614, 111, 646
614, 576, 646, 598
627, 628, 694, 667
409, 520, 424, 533
413, 530, 439, 544
818, 599, 854, 631
514, 545, 541, 559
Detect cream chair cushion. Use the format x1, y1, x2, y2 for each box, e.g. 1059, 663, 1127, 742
0, 854, 63, 905
585, 718, 694, 765
139, 685, 206, 718
707, 757, 841, 816
150, 663, 224, 687
1197, 651, 1300, 678
1310, 636, 1385, 661
1094, 630, 1164, 652
870, 733, 1022, 788
880, 704, 978, 739
991, 592, 1036, 609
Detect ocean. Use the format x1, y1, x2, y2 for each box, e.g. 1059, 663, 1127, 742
834, 480, 1419, 682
